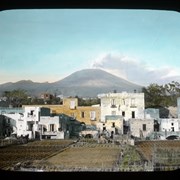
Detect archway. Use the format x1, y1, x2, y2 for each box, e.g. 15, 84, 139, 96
166, 135, 179, 140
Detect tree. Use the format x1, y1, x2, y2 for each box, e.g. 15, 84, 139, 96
75, 96, 100, 106
142, 83, 167, 108
31, 97, 44, 105
143, 81, 180, 108
164, 81, 180, 106
3, 89, 29, 107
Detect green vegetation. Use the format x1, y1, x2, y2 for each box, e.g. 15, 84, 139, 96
75, 96, 100, 106
3, 89, 30, 107
119, 145, 143, 171
2, 90, 101, 107
142, 81, 180, 108
2, 89, 61, 107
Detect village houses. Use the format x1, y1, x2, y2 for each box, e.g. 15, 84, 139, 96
0, 91, 180, 140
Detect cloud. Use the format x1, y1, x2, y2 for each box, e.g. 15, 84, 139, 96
91, 52, 180, 86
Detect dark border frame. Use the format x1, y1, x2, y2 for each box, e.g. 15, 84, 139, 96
0, 0, 180, 12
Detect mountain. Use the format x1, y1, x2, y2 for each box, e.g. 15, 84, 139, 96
0, 69, 143, 98
0, 80, 51, 97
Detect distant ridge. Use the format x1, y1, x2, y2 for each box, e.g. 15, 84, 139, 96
0, 69, 143, 98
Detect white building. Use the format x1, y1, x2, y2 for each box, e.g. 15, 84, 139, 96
3, 106, 41, 139
129, 118, 154, 139
158, 118, 180, 139
98, 92, 145, 122
96, 115, 124, 137
39, 116, 64, 139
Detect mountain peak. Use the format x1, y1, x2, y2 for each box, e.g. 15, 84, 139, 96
53, 68, 143, 97
0, 68, 143, 98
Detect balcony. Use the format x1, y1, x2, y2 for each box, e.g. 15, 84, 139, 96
111, 105, 117, 108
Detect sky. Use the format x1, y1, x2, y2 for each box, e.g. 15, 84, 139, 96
0, 9, 180, 86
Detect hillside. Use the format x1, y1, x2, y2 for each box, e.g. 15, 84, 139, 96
0, 69, 143, 98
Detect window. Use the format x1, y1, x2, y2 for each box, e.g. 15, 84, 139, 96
122, 111, 125, 117
132, 111, 135, 118
90, 111, 96, 120
50, 124, 55, 131
81, 111, 85, 118
70, 100, 76, 109
143, 124, 146, 131
111, 99, 116, 108
30, 110, 34, 115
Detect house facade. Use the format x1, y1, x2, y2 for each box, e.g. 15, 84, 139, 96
129, 118, 154, 139
2, 106, 41, 139
158, 118, 180, 139
98, 92, 145, 123
22, 97, 101, 126
1, 95, 180, 141
39, 114, 83, 139
96, 115, 124, 137
39, 116, 64, 139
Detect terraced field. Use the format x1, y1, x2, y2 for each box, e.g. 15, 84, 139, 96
0, 139, 180, 171
34, 143, 121, 171
135, 140, 180, 161
0, 138, 123, 171
135, 140, 180, 171
0, 139, 75, 170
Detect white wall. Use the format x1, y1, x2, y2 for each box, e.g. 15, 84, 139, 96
3, 106, 41, 139
129, 119, 154, 138
99, 92, 145, 122
159, 118, 179, 132
24, 106, 40, 122
39, 116, 60, 131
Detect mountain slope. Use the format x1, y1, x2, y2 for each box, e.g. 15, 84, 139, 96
0, 69, 143, 98
54, 69, 136, 87
52, 69, 143, 97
